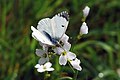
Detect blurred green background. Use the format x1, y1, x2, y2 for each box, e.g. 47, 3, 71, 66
0, 0, 120, 80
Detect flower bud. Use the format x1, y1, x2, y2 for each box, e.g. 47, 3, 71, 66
80, 22, 88, 34
83, 6, 90, 18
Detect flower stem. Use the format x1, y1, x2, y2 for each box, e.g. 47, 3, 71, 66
44, 72, 50, 80
77, 33, 83, 40
68, 62, 78, 80
68, 62, 75, 73
73, 70, 78, 80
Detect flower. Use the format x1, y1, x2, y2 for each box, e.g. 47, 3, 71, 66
59, 51, 76, 65
35, 62, 54, 73
53, 34, 76, 65
80, 22, 88, 34
36, 49, 49, 65
70, 58, 82, 71
54, 42, 76, 65
54, 41, 71, 54
83, 6, 90, 18
54, 34, 70, 55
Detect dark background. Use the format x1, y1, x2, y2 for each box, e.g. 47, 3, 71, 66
0, 0, 120, 80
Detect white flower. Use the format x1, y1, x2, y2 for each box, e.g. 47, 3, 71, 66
83, 6, 90, 18
80, 22, 88, 34
54, 34, 76, 65
70, 58, 82, 71
59, 51, 76, 65
35, 62, 54, 73
36, 49, 49, 65
53, 34, 70, 55
54, 42, 76, 65
54, 41, 71, 54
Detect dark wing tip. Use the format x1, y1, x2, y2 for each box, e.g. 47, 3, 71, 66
58, 11, 69, 21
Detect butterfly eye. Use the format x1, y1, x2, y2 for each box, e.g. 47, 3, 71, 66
62, 25, 64, 27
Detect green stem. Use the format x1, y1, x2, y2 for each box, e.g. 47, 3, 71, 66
55, 56, 60, 71
77, 33, 83, 40
44, 72, 50, 80
73, 70, 78, 80
68, 62, 75, 73
81, 16, 86, 22
1, 0, 6, 37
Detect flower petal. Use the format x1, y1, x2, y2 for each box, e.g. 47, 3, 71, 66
74, 58, 81, 64
54, 47, 64, 55
63, 42, 71, 51
46, 68, 54, 71
67, 52, 76, 60
38, 57, 47, 65
44, 62, 52, 68
35, 64, 45, 72
59, 55, 67, 65
61, 34, 69, 43
70, 58, 82, 71
37, 68, 45, 73
36, 49, 45, 57
35, 64, 41, 68
72, 64, 82, 71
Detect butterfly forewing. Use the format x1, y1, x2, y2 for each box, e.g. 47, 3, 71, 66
37, 18, 53, 37
51, 11, 69, 40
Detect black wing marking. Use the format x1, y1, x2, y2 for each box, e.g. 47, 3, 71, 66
57, 11, 69, 21
43, 31, 58, 45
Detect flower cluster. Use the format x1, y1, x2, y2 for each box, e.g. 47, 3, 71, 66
54, 34, 82, 71
31, 6, 90, 73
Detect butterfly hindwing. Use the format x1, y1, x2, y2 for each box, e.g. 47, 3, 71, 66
31, 26, 53, 45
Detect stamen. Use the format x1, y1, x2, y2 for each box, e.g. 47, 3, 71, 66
62, 51, 67, 56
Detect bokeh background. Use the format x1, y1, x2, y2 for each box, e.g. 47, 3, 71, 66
0, 0, 120, 80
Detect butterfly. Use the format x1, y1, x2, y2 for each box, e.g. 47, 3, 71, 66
31, 11, 69, 46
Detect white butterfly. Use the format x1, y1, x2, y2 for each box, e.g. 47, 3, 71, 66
31, 11, 69, 46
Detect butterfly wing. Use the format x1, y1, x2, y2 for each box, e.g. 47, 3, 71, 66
51, 11, 69, 40
37, 18, 54, 37
31, 26, 54, 45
